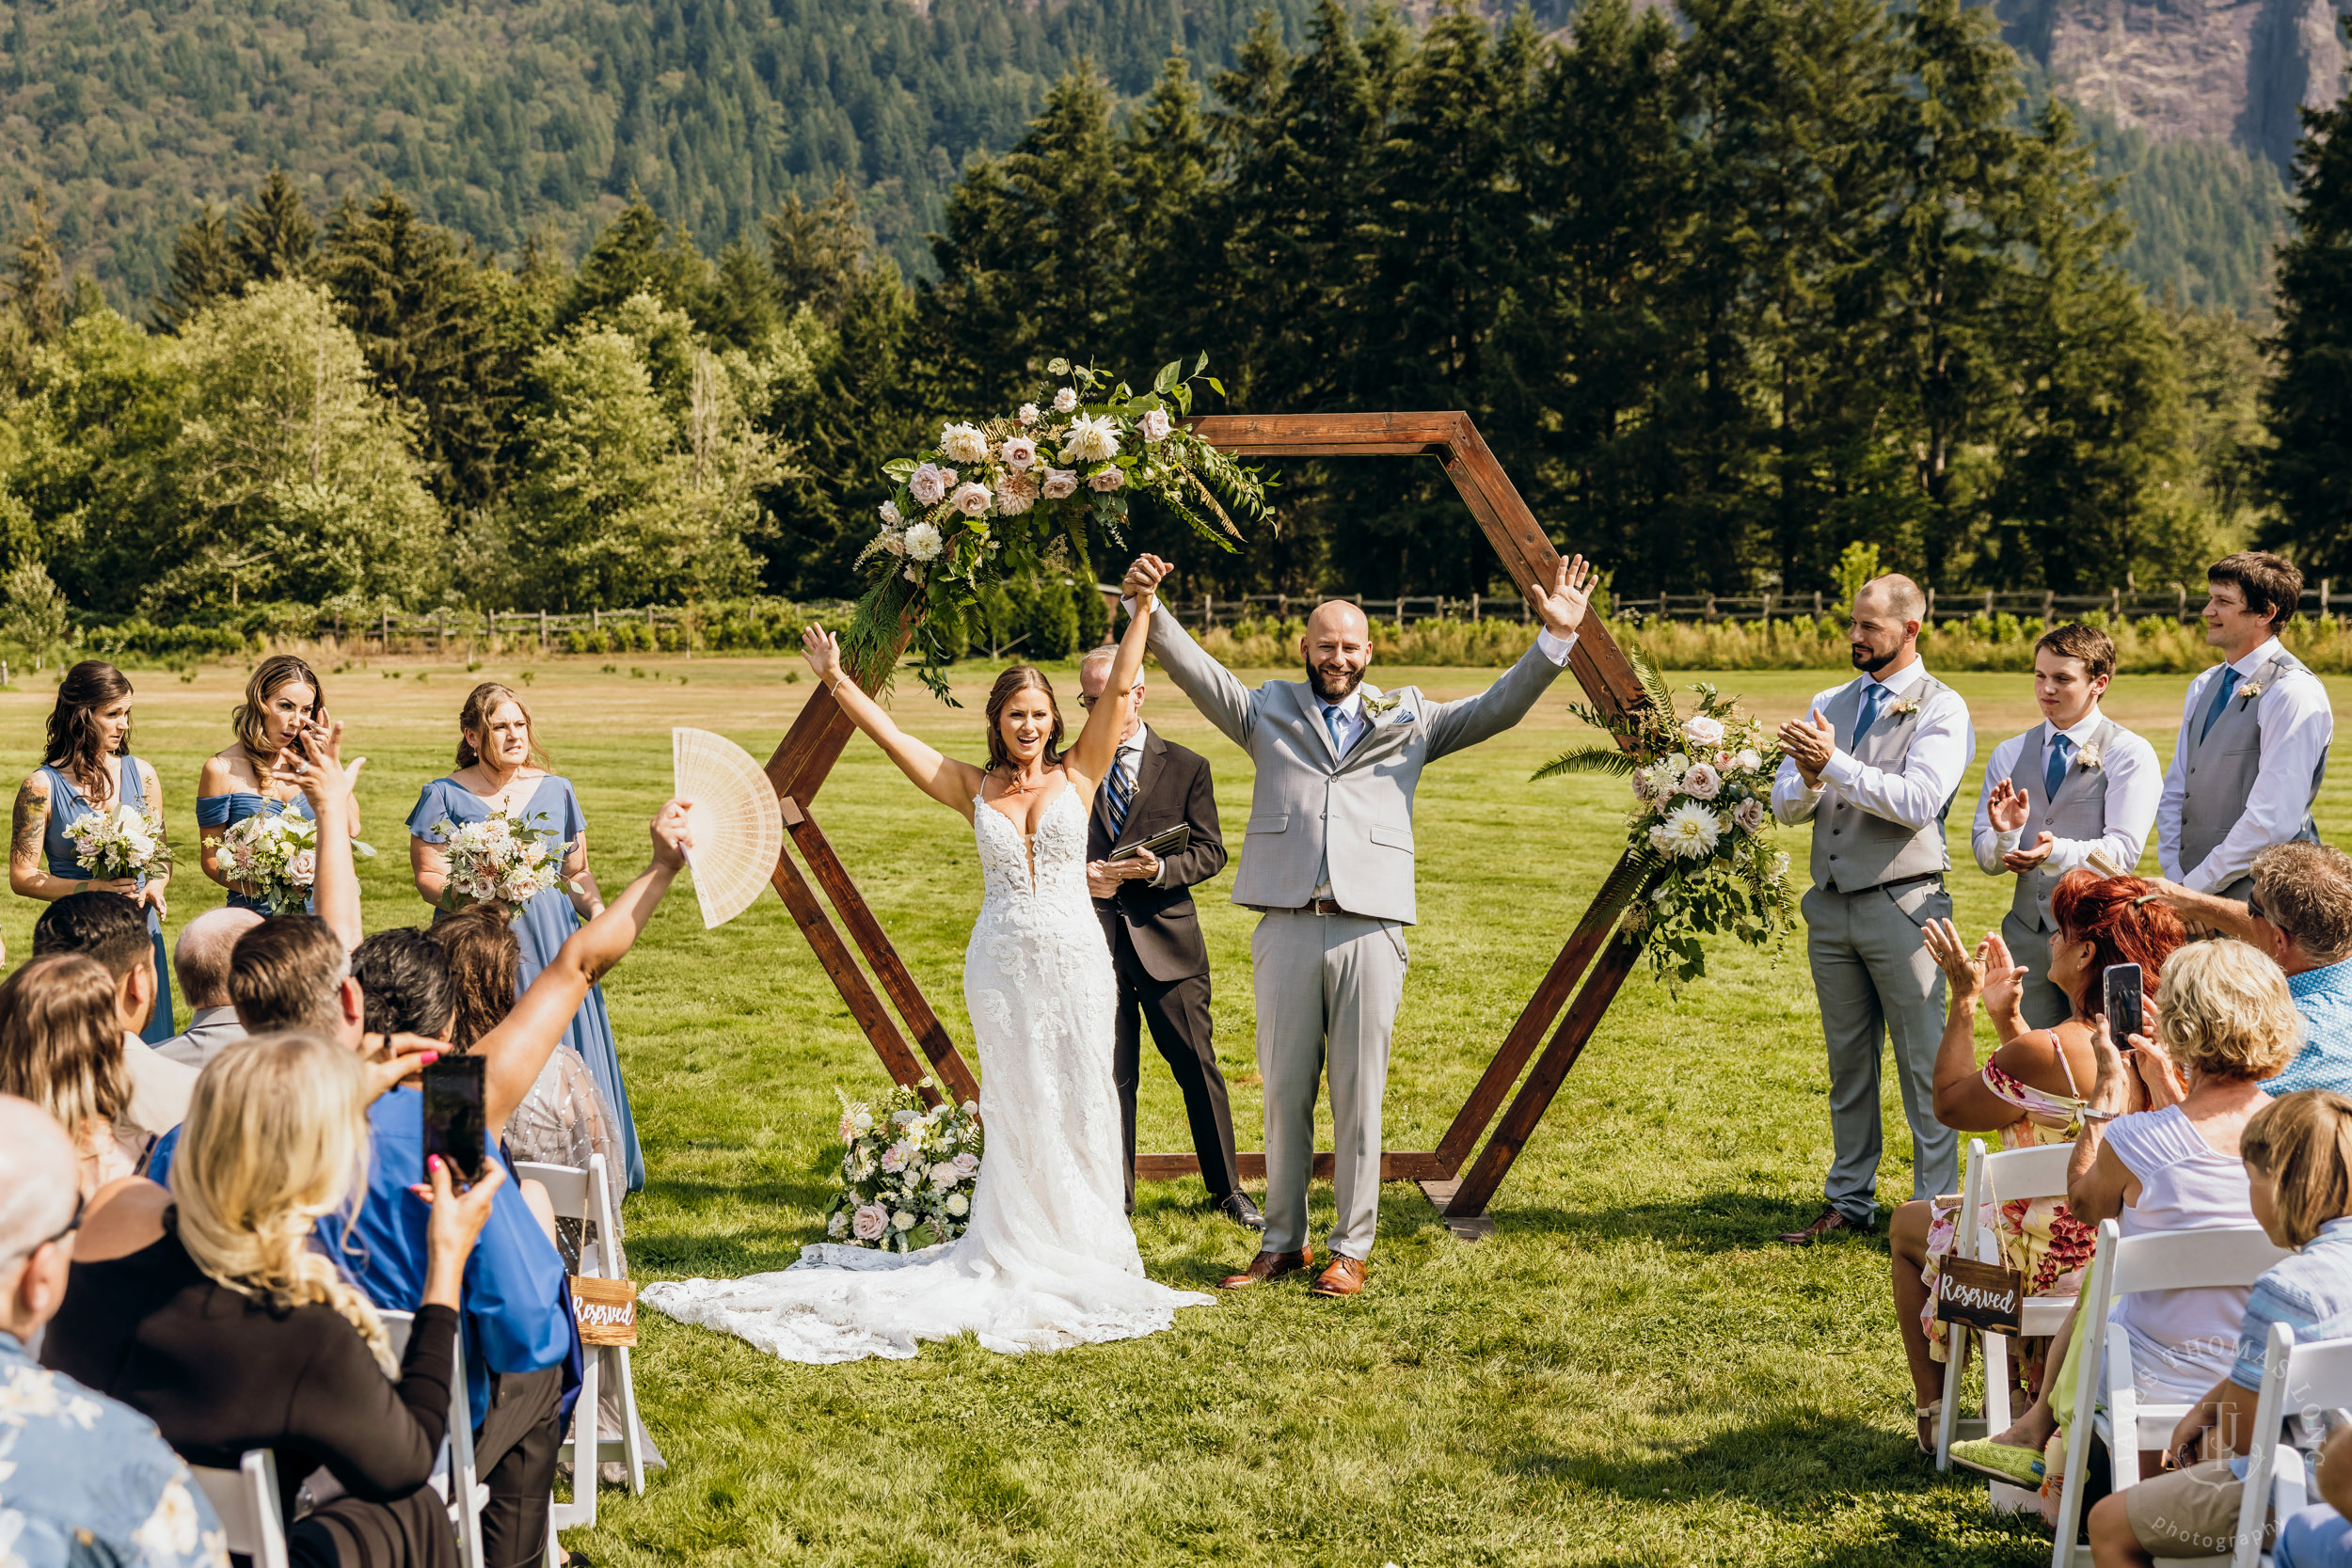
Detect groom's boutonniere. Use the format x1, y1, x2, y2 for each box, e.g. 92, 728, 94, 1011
1363, 689, 1406, 720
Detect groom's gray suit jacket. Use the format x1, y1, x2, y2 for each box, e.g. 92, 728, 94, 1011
1146, 614, 1572, 925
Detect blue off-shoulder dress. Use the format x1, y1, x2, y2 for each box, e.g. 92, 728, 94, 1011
41, 756, 176, 1043
407, 774, 644, 1192
194, 789, 315, 912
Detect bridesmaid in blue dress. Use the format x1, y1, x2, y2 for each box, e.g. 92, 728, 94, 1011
196, 655, 357, 912
8, 661, 176, 1042
408, 681, 644, 1191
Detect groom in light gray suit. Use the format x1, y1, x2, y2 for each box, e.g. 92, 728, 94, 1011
1120, 552, 1597, 1297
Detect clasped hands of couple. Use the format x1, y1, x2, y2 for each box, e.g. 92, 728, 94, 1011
1921, 919, 2189, 1115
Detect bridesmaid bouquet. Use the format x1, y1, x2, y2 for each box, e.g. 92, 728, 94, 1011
65, 800, 170, 879
206, 811, 374, 914
1537, 651, 1794, 989
432, 808, 574, 916
824, 1079, 983, 1254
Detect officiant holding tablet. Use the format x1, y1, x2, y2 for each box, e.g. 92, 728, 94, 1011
1078, 644, 1261, 1231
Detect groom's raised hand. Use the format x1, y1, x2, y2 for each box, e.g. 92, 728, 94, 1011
1122, 554, 1170, 603
1526, 554, 1597, 638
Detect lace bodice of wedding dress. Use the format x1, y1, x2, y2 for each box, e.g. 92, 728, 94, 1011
643, 784, 1212, 1362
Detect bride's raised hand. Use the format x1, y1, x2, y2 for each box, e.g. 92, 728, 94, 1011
802, 625, 845, 688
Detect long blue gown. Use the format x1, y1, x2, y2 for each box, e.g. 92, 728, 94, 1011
194, 789, 315, 912
406, 774, 644, 1192
41, 755, 176, 1044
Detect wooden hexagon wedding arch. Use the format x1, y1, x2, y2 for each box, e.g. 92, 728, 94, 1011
758, 413, 1656, 1239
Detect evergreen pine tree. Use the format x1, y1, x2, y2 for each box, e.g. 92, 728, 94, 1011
157, 204, 243, 330
8, 186, 65, 345
562, 198, 711, 327
2261, 58, 2352, 572
230, 167, 316, 284
707, 239, 779, 348
764, 177, 869, 325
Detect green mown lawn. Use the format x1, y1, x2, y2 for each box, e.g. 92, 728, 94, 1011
9, 653, 2342, 1565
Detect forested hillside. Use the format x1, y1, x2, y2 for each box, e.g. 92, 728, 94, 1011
0, 0, 2305, 310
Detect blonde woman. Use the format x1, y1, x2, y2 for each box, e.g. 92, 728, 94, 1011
0, 953, 136, 1191
41, 1032, 504, 1568
197, 654, 362, 912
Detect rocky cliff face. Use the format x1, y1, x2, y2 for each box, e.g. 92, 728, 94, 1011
1996, 0, 2346, 165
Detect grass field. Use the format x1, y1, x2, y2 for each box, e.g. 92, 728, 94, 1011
11, 651, 2348, 1566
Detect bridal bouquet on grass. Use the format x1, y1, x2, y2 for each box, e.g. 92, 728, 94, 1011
846, 355, 1270, 699
1538, 654, 1793, 988
206, 811, 374, 915
65, 800, 169, 880
825, 1079, 984, 1254
432, 810, 572, 916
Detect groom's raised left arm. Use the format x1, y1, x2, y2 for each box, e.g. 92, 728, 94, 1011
1423, 555, 1595, 762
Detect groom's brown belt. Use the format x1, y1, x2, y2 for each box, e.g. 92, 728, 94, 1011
1856, 871, 1945, 897
1290, 897, 1350, 915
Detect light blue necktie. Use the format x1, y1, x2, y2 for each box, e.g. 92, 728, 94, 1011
2199, 667, 2243, 743
1853, 682, 1887, 742
1105, 753, 1134, 838
2044, 733, 2072, 800
1324, 703, 1347, 755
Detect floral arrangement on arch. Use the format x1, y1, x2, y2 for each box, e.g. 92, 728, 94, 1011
205, 810, 374, 915
1536, 654, 1794, 988
824, 1079, 985, 1254
847, 355, 1271, 700
432, 808, 573, 917
66, 800, 170, 880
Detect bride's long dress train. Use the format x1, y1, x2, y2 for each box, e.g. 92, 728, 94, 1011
642, 786, 1214, 1361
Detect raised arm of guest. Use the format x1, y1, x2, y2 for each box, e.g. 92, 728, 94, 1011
276, 722, 366, 952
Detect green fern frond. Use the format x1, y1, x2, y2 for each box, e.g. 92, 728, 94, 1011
1589, 848, 1662, 927
1629, 648, 1676, 722
1533, 746, 1638, 782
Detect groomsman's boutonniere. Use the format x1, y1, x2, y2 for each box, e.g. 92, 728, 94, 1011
1885, 697, 1921, 720
2076, 744, 2105, 771
2237, 679, 2266, 705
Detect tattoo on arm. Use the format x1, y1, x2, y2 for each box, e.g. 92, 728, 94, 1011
11, 782, 47, 863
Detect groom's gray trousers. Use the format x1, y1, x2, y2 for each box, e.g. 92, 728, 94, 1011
1251, 908, 1406, 1260
1803, 880, 1955, 1226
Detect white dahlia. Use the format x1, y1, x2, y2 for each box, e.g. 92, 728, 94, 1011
1649, 800, 1723, 861
903, 522, 943, 561
1063, 414, 1121, 463
939, 422, 989, 464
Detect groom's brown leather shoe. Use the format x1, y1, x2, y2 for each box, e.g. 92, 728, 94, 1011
1775, 1208, 1875, 1246
1217, 1247, 1314, 1290
1309, 1256, 1367, 1297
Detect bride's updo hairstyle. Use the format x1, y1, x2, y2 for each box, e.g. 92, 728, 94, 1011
984, 666, 1066, 773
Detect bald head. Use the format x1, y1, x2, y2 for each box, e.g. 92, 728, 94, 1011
1855, 574, 1926, 624
1304, 598, 1370, 642
1300, 598, 1375, 704
0, 1096, 77, 1256
176, 906, 263, 1009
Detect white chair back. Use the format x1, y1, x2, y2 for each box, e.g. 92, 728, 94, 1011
2050, 1221, 2291, 1566
2228, 1322, 2352, 1568
377, 1307, 486, 1568
189, 1449, 287, 1568
1935, 1138, 2077, 1472
514, 1151, 647, 1564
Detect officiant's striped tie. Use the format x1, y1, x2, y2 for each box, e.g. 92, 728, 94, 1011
1106, 754, 1135, 838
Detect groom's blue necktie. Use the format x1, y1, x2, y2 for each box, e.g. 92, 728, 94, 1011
2200, 667, 2243, 743
2044, 732, 2073, 800
1853, 682, 1887, 742
1323, 703, 1347, 756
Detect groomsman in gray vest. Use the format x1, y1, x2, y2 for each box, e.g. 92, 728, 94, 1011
1120, 551, 1597, 1297
2157, 552, 2333, 902
1772, 575, 1976, 1244
1968, 623, 2161, 1027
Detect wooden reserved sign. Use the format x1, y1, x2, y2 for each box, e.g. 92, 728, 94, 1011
571, 1275, 639, 1347
1934, 1256, 2024, 1336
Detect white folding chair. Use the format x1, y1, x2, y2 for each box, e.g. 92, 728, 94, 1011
380, 1307, 486, 1568
1936, 1140, 2079, 1471
2222, 1322, 2352, 1568
2051, 1221, 2292, 1566
516, 1152, 646, 1564
188, 1449, 287, 1568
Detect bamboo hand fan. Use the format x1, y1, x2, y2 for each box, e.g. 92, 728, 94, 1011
671, 728, 784, 928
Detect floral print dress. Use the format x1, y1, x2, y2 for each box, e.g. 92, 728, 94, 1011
1921, 1045, 2098, 1390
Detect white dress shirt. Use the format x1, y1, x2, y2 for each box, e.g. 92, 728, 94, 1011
1770, 657, 1977, 831
2155, 636, 2336, 891
1969, 708, 2161, 875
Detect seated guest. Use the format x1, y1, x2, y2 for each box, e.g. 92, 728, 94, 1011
2277, 1420, 2352, 1567
44, 1031, 506, 1568
0, 953, 139, 1190
0, 1093, 225, 1568
1954, 939, 2296, 1485
2153, 842, 2352, 1097
154, 908, 262, 1069
2088, 1089, 2352, 1563
31, 890, 197, 1145
1897, 873, 2185, 1451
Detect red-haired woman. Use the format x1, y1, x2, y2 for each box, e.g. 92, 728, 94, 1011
1889, 871, 2186, 1455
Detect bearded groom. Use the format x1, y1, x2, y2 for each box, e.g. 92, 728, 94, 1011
1120, 552, 1597, 1296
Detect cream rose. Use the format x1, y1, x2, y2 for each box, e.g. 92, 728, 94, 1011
1000, 436, 1038, 470
1089, 466, 1126, 493
1018, 402, 1040, 425
1139, 407, 1172, 443
1733, 798, 1767, 832
851, 1203, 889, 1241
910, 463, 949, 506
1681, 763, 1723, 800
1682, 715, 1725, 749
878, 499, 901, 526
950, 481, 993, 517
1041, 467, 1079, 499
1053, 387, 1078, 414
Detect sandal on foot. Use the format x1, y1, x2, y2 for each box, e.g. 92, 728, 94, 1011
1950, 1436, 2046, 1486
1915, 1401, 1942, 1455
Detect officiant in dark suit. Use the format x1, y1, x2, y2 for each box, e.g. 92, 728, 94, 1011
1078, 643, 1263, 1231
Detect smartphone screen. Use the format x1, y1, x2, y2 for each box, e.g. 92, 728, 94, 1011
2104, 962, 2145, 1044
421, 1054, 487, 1182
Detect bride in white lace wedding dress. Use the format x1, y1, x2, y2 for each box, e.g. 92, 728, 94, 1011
643, 592, 1212, 1362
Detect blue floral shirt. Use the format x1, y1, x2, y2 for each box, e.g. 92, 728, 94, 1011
2266, 958, 2352, 1098
0, 1330, 226, 1567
